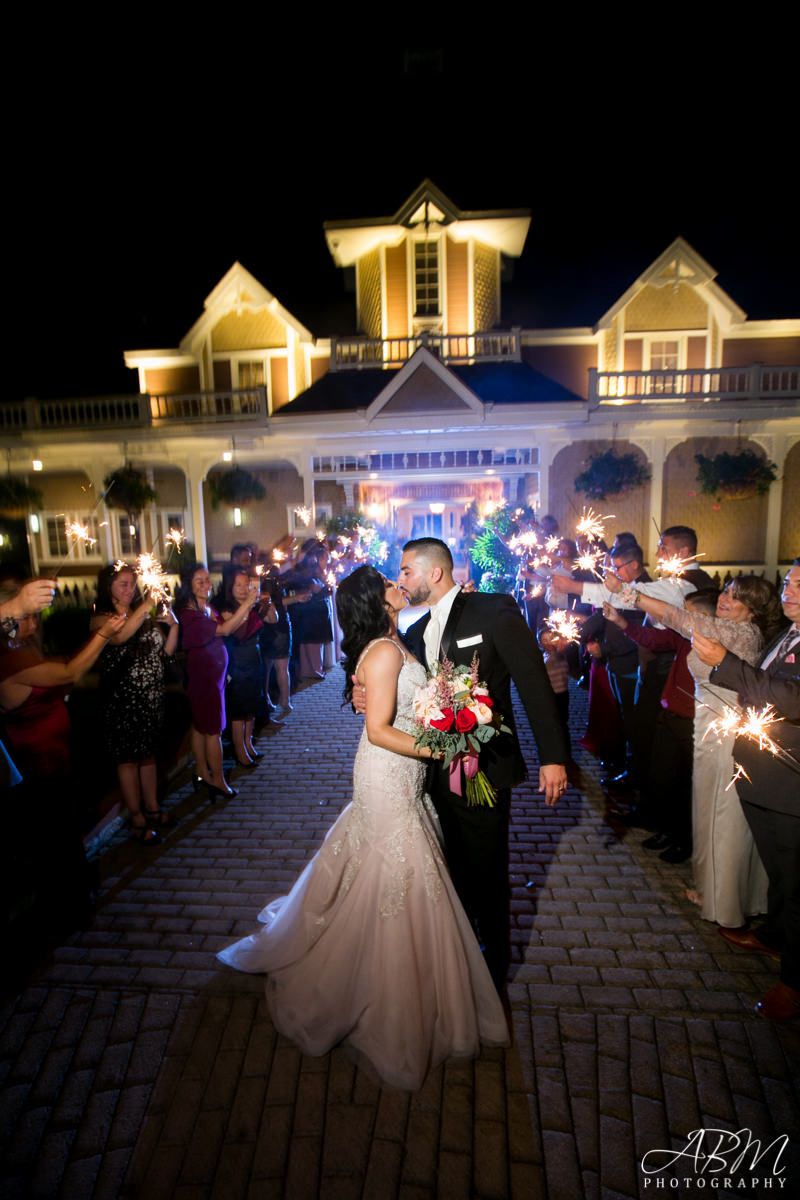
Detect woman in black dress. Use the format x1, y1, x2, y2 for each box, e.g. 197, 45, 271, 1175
215, 566, 273, 766
92, 563, 180, 842
285, 542, 333, 680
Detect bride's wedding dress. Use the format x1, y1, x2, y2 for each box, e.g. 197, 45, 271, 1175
217, 638, 508, 1091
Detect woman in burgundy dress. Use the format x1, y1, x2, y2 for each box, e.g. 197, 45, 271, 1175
176, 563, 259, 798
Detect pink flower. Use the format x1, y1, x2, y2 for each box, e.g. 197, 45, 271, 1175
469, 700, 494, 725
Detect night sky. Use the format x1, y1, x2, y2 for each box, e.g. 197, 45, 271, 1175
10, 33, 798, 403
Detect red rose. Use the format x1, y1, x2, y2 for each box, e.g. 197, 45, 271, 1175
431, 708, 454, 732
455, 707, 477, 732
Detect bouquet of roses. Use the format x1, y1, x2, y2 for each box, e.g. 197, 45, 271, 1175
412, 652, 511, 807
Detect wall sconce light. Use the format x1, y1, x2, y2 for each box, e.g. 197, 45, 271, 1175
223, 451, 233, 462
233, 507, 242, 527
129, 524, 136, 537
30, 515, 40, 534
429, 502, 445, 515
32, 460, 43, 471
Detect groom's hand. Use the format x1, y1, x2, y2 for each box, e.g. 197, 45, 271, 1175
351, 675, 367, 715
539, 763, 568, 806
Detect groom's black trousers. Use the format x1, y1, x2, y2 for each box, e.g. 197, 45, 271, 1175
428, 775, 511, 994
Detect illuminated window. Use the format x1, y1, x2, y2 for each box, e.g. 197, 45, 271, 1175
47, 518, 68, 556
238, 361, 265, 388
649, 340, 679, 370
118, 516, 136, 555
414, 240, 440, 316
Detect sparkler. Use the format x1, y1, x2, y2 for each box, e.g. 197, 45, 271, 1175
165, 527, 185, 551
574, 548, 605, 578
136, 553, 171, 609
657, 551, 707, 582
65, 520, 97, 549
725, 762, 751, 792
575, 507, 615, 544
544, 609, 582, 644
294, 505, 312, 527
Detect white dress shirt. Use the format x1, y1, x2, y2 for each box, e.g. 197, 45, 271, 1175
424, 584, 462, 662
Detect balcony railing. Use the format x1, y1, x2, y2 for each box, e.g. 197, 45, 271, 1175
0, 388, 268, 433
589, 364, 800, 407
330, 329, 522, 370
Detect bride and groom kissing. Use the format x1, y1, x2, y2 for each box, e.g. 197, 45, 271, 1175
218, 537, 568, 1091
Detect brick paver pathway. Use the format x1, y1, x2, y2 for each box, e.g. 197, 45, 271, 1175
1, 673, 798, 1198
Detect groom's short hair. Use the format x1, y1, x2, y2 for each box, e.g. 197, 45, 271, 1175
403, 537, 454, 573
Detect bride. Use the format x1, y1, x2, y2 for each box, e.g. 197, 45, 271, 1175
217, 564, 508, 1091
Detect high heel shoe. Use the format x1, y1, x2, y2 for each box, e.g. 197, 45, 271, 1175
247, 749, 264, 760
130, 813, 162, 845
205, 783, 238, 801
234, 755, 257, 768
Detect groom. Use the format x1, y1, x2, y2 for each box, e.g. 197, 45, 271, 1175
398, 538, 568, 990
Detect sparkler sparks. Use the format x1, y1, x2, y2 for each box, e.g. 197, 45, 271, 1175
704, 703, 783, 755
294, 505, 312, 527
657, 551, 706, 581
544, 609, 582, 644
136, 553, 171, 609
165, 527, 185, 550
574, 549, 605, 578
65, 520, 97, 548
726, 761, 751, 792
575, 507, 615, 544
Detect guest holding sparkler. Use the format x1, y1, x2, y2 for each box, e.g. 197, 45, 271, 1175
628, 576, 782, 929
92, 562, 180, 844
285, 541, 333, 680
176, 563, 259, 799
693, 560, 800, 1021
259, 546, 293, 718
0, 579, 125, 929
214, 566, 273, 766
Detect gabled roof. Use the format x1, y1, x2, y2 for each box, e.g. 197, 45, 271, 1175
324, 180, 531, 266
595, 237, 747, 331
179, 261, 314, 355
275, 347, 583, 418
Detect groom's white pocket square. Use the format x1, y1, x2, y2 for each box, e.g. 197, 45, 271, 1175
456, 634, 483, 647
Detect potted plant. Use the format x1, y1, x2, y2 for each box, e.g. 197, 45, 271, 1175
0, 477, 43, 519
694, 450, 777, 500
574, 449, 651, 501
103, 465, 158, 554
209, 467, 266, 510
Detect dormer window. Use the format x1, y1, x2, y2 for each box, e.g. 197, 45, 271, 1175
414, 239, 440, 317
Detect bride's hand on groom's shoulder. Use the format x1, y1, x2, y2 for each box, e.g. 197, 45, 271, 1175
351, 676, 367, 715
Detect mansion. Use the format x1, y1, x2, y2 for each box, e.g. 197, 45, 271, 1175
2, 180, 799, 584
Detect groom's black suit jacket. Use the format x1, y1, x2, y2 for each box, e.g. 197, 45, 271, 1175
712, 627, 800, 817
402, 590, 568, 788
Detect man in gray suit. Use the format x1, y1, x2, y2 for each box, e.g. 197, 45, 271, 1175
694, 559, 800, 1022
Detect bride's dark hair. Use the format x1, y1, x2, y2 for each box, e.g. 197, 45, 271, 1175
337, 564, 392, 705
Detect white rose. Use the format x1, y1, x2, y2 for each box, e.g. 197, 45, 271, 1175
468, 700, 494, 725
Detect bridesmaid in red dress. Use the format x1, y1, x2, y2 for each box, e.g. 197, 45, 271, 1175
176, 563, 259, 798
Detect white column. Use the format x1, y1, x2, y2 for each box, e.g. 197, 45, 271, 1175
87, 459, 116, 561
184, 459, 209, 565
764, 441, 785, 577
647, 438, 667, 566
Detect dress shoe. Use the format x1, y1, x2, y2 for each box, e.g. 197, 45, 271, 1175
642, 832, 671, 851
718, 926, 781, 961
659, 843, 691, 864
755, 982, 800, 1021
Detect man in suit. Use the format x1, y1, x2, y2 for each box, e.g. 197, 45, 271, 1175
398, 538, 568, 991
693, 559, 800, 1021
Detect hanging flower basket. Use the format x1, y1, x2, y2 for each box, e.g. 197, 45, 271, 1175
103, 466, 157, 513
209, 467, 265, 510
574, 450, 651, 501
694, 450, 777, 501
0, 478, 43, 519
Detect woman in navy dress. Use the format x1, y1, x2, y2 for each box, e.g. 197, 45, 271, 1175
176, 563, 259, 798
